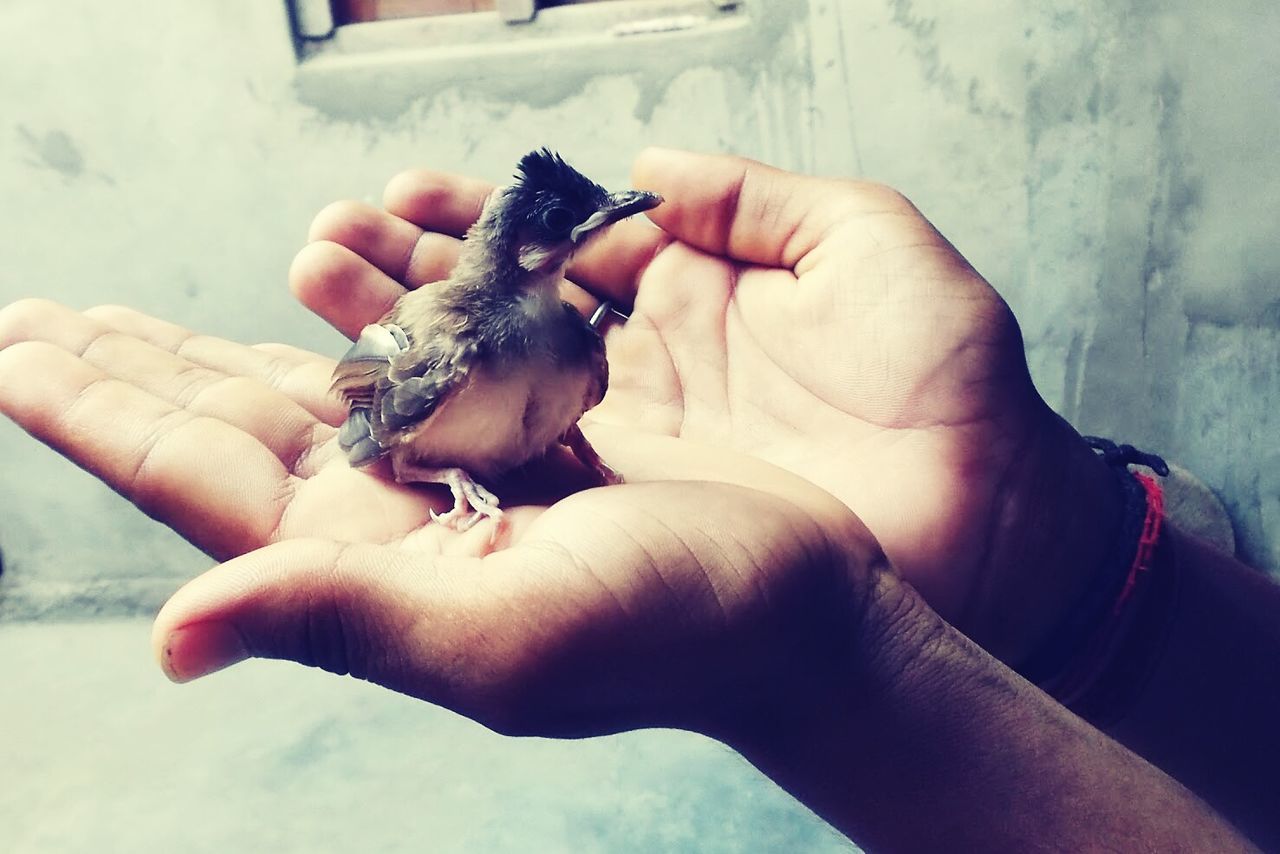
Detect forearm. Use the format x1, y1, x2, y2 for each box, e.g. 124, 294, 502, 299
983, 417, 1280, 847
1086, 526, 1280, 850
732, 576, 1254, 853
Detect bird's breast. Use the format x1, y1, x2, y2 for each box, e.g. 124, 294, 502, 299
398, 354, 592, 478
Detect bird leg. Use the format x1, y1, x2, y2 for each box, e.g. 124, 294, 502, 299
391, 457, 503, 532
561, 423, 622, 486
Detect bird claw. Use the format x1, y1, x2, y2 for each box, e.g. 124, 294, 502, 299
431, 507, 485, 531
425, 469, 503, 534
595, 462, 624, 486
561, 423, 621, 486
454, 511, 487, 533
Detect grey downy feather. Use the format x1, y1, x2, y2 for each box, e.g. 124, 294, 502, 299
333, 323, 410, 466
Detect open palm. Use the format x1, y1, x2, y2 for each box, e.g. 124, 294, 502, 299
0, 149, 1103, 729
0, 287, 892, 737
294, 149, 1092, 659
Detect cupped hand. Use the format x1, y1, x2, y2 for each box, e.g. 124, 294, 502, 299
0, 299, 896, 740
293, 148, 1117, 663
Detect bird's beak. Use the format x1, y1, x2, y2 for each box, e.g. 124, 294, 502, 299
570, 190, 663, 243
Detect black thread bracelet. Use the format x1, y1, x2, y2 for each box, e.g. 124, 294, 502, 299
1014, 438, 1168, 686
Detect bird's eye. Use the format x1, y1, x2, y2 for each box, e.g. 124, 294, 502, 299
541, 205, 576, 235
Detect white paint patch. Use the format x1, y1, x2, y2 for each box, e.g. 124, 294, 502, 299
610, 15, 707, 37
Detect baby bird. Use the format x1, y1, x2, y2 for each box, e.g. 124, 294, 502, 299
331, 150, 662, 531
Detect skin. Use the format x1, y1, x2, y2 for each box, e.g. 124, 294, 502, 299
0, 148, 1269, 849
295, 146, 1124, 666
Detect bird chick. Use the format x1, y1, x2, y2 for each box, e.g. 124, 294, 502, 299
331, 149, 662, 532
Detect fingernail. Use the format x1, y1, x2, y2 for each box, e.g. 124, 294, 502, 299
160, 622, 248, 683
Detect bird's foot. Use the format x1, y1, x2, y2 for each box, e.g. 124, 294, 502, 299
561, 423, 623, 486
591, 460, 623, 487
392, 462, 503, 534
428, 470, 503, 532
391, 458, 504, 532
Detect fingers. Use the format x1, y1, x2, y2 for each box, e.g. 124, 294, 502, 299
289, 241, 405, 339
83, 304, 346, 426
631, 147, 902, 273
0, 338, 292, 559
307, 199, 463, 287
298, 202, 461, 336
308, 199, 429, 282
381, 168, 494, 238
0, 298, 337, 470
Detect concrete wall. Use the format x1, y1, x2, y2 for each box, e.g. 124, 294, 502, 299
1, 1, 1277, 599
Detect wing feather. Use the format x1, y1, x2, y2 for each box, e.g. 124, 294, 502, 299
330, 314, 480, 459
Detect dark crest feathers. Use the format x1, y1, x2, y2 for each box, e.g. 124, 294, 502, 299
514, 148, 591, 192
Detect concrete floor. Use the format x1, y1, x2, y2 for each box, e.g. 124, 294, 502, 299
0, 620, 853, 853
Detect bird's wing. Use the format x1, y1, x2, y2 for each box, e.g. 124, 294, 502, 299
378, 334, 480, 434
330, 323, 409, 409
331, 317, 480, 459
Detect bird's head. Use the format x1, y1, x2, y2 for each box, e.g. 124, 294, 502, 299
492, 149, 663, 275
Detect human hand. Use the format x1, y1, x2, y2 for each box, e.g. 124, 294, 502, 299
293, 148, 1121, 664
0, 300, 899, 742
0, 153, 1262, 852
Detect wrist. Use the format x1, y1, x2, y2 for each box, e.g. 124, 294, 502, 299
718, 571, 996, 844
969, 406, 1126, 666
721, 571, 1253, 852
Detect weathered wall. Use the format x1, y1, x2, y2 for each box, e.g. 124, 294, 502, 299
1, 0, 1277, 606
2, 2, 1277, 851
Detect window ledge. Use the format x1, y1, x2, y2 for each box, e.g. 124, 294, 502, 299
292, 0, 753, 121
299, 0, 743, 59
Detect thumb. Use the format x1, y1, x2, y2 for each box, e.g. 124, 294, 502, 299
630, 147, 869, 270
151, 539, 473, 688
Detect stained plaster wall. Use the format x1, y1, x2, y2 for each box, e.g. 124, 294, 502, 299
1, 0, 1277, 616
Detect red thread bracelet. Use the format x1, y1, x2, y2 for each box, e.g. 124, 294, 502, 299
1113, 473, 1164, 615
1042, 473, 1168, 712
